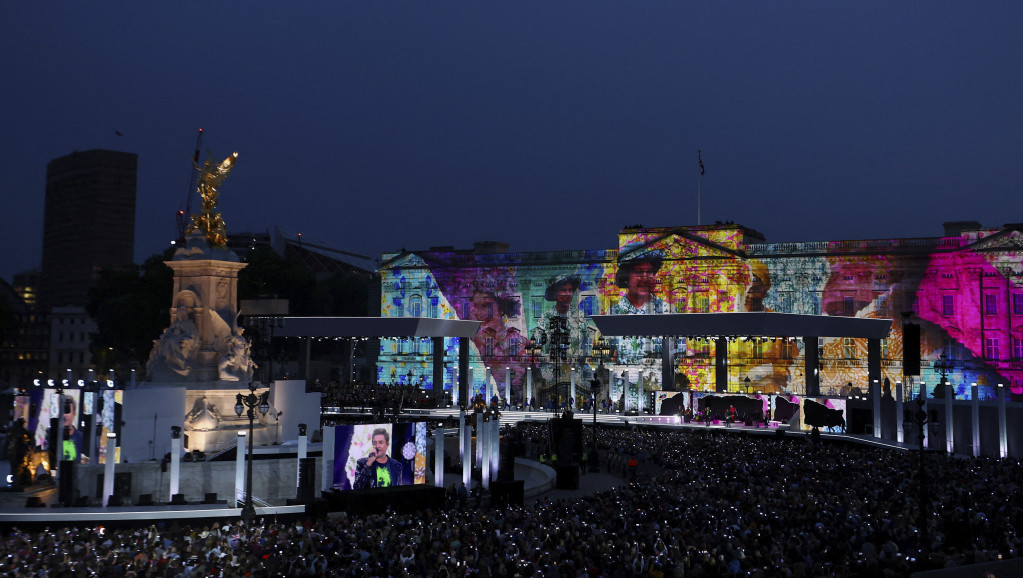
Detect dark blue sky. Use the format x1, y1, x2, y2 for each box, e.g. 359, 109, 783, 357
2, 3, 1021, 282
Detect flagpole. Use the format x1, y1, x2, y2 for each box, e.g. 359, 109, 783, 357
697, 150, 703, 226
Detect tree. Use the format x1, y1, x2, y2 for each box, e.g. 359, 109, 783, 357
87, 248, 174, 374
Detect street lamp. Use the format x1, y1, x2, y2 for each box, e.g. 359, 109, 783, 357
933, 354, 955, 397
547, 316, 570, 409
911, 397, 930, 549
235, 382, 270, 526
526, 330, 546, 409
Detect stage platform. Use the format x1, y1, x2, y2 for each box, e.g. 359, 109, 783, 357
403, 407, 921, 453
0, 501, 305, 527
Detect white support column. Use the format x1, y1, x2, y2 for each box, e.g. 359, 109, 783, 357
945, 383, 954, 454
461, 424, 472, 487
896, 382, 904, 444
468, 367, 475, 401
971, 384, 980, 457
485, 367, 492, 401
505, 367, 512, 407
481, 418, 490, 490
475, 415, 484, 470
433, 430, 445, 488
638, 372, 645, 414
570, 368, 577, 408
526, 369, 533, 409
458, 410, 466, 462
169, 435, 182, 500
54, 390, 65, 479
871, 379, 881, 439
997, 384, 1008, 458
235, 431, 246, 507
297, 430, 308, 488
490, 418, 500, 481
452, 367, 460, 406
321, 426, 335, 498
103, 433, 117, 506
621, 371, 629, 412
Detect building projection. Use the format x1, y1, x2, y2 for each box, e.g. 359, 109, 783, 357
377, 224, 1023, 404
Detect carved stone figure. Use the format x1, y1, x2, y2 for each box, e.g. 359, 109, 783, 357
185, 396, 221, 431
147, 292, 200, 377
218, 326, 257, 381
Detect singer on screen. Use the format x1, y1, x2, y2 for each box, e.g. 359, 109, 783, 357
353, 427, 406, 489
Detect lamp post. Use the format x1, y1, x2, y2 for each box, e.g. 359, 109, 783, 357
526, 329, 547, 409
548, 316, 570, 410
911, 397, 930, 549
934, 354, 954, 397
593, 336, 613, 412
235, 382, 269, 527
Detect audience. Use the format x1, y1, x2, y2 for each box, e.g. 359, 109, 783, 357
2, 425, 1020, 577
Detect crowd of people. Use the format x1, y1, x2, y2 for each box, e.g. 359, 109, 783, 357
1, 424, 1021, 577
320, 382, 441, 413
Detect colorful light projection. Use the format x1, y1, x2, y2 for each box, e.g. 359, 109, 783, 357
378, 226, 1023, 401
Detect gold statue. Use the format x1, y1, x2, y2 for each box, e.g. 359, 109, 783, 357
186, 151, 239, 248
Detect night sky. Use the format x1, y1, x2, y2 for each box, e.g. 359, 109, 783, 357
2, 3, 1021, 282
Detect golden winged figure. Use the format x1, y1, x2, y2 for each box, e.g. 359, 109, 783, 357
186, 151, 239, 248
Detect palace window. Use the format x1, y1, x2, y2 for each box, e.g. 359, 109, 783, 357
485, 337, 495, 357
842, 338, 856, 359
1014, 294, 1023, 315
985, 338, 1000, 360
409, 295, 423, 317
428, 297, 439, 318
942, 294, 954, 316
985, 294, 998, 315
1013, 337, 1023, 360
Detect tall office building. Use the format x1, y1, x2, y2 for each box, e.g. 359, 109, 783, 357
39, 149, 137, 311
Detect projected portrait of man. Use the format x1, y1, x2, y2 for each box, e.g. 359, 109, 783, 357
353, 427, 406, 489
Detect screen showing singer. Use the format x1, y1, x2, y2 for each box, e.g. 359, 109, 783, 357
332, 423, 424, 490
353, 427, 405, 489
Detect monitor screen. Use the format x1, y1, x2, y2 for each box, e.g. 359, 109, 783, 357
331, 422, 426, 490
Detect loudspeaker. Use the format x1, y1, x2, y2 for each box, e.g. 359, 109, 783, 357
490, 480, 524, 506
73, 496, 89, 507
203, 493, 218, 504
903, 323, 921, 376
170, 493, 187, 505
298, 457, 316, 502
137, 493, 154, 506
58, 460, 74, 507
107, 495, 124, 507
25, 496, 44, 508
555, 465, 579, 490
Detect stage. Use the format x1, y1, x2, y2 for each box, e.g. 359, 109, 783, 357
0, 500, 305, 527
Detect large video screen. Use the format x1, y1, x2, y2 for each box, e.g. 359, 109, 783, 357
13, 387, 123, 466
331, 423, 426, 490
